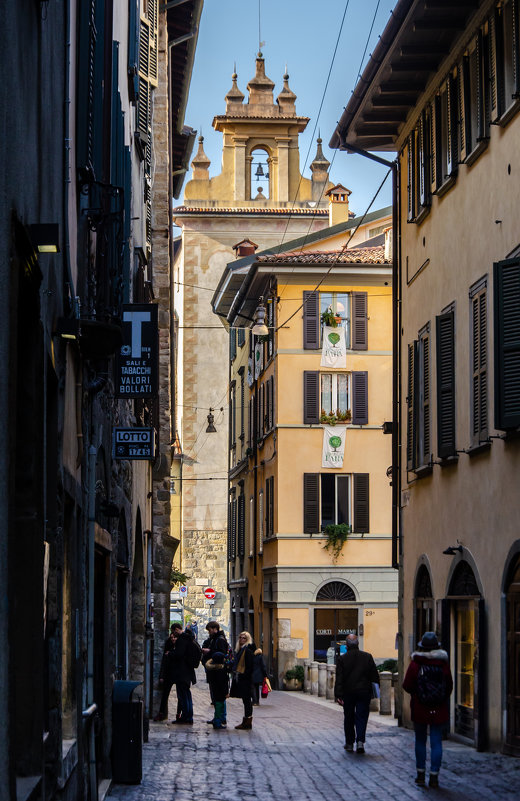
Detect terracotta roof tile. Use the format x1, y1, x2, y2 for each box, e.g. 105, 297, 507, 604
256, 245, 389, 265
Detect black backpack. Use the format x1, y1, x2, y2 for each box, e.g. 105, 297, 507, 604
186, 637, 202, 669
416, 664, 447, 706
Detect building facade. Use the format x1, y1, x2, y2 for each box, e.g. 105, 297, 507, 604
213, 220, 398, 685
172, 55, 338, 636
332, 0, 520, 753
0, 2, 200, 798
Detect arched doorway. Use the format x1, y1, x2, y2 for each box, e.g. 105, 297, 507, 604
505, 555, 520, 755
446, 560, 484, 746
414, 564, 434, 644
313, 581, 357, 662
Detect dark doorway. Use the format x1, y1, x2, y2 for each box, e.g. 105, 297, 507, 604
505, 556, 520, 755
415, 565, 434, 644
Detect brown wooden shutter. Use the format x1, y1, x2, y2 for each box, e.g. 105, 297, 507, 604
353, 474, 369, 534
407, 341, 417, 470
304, 371, 320, 424
407, 134, 415, 221
303, 474, 320, 534
494, 259, 520, 429
420, 333, 431, 464
476, 30, 486, 140
351, 292, 368, 350
351, 371, 368, 426
303, 291, 320, 349
238, 494, 245, 558
268, 476, 274, 537
436, 310, 456, 459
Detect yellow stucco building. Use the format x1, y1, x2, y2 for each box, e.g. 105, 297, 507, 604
213, 222, 398, 684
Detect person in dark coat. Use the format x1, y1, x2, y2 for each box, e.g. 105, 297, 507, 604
403, 631, 453, 788
251, 647, 267, 705
155, 628, 178, 721
233, 631, 254, 729
168, 623, 197, 724
202, 621, 229, 705
205, 651, 229, 728
334, 634, 379, 754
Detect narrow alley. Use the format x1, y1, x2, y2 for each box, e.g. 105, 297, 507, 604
109, 674, 519, 801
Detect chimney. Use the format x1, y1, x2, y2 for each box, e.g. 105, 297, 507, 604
232, 239, 258, 258
384, 226, 392, 262
326, 184, 351, 226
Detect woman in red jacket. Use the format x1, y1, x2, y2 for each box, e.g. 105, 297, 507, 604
403, 632, 453, 788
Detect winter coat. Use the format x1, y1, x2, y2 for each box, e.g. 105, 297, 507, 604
334, 646, 379, 698
168, 631, 197, 686
233, 645, 254, 681
201, 630, 229, 666
402, 649, 453, 725
205, 658, 229, 702
252, 649, 267, 685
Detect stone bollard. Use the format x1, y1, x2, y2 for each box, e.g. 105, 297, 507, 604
310, 661, 319, 695
393, 672, 402, 720
379, 671, 392, 715
318, 663, 327, 696
326, 664, 336, 700
303, 659, 311, 693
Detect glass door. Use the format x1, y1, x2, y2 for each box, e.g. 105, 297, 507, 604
455, 600, 476, 739
313, 608, 358, 662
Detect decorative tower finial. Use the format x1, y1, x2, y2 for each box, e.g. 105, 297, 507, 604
276, 65, 297, 114
225, 65, 245, 111
191, 133, 210, 180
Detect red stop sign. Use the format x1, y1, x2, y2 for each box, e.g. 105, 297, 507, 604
204, 587, 216, 600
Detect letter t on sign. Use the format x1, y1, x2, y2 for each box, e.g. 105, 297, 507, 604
123, 311, 151, 357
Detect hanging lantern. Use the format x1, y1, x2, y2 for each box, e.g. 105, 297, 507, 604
206, 410, 217, 433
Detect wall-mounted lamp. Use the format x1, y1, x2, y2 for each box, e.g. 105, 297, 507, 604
252, 297, 269, 336
55, 317, 80, 341
29, 223, 60, 253
442, 545, 463, 555
382, 421, 393, 435
206, 409, 217, 433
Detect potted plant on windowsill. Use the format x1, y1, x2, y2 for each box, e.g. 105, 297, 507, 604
320, 409, 352, 426
323, 523, 351, 562
283, 665, 304, 690
320, 306, 338, 327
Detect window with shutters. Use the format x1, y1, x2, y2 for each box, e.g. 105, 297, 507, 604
431, 76, 458, 196
436, 308, 456, 459
239, 368, 245, 444
238, 493, 245, 559
237, 326, 245, 347
303, 291, 367, 350
407, 113, 430, 222
249, 497, 254, 557
303, 473, 369, 534
229, 381, 236, 451
489, 0, 520, 124
228, 493, 237, 561
459, 31, 489, 164
230, 328, 236, 362
305, 371, 366, 425
407, 325, 431, 472
470, 279, 488, 444
494, 259, 520, 430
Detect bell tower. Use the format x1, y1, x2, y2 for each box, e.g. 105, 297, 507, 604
183, 53, 331, 207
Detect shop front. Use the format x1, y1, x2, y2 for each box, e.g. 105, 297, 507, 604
313, 580, 358, 662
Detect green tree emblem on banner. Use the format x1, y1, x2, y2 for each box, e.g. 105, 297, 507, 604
327, 331, 341, 347
329, 435, 342, 452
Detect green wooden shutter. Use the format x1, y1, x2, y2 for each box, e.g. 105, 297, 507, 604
471, 287, 488, 445
351, 292, 368, 350
490, 8, 504, 122
303, 291, 320, 349
303, 371, 320, 424
77, 0, 97, 171
407, 341, 418, 470
353, 474, 370, 534
303, 474, 320, 534
432, 95, 442, 192
476, 30, 486, 141
351, 371, 368, 426
459, 57, 470, 161
407, 134, 415, 221
494, 259, 520, 429
447, 74, 458, 176
420, 332, 431, 465
436, 310, 456, 459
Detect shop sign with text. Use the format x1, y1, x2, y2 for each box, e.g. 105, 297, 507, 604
113, 427, 155, 460
115, 304, 158, 397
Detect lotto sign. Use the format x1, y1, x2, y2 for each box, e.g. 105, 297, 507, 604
113, 428, 155, 460
203, 587, 216, 600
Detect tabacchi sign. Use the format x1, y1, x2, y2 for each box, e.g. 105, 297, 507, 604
115, 304, 158, 398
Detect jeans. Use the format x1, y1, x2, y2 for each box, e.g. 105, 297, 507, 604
213, 700, 227, 727
414, 723, 444, 773
176, 682, 193, 721
342, 691, 372, 744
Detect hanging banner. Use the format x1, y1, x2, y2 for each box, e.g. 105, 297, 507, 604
115, 303, 158, 397
321, 325, 347, 368
254, 340, 263, 380
322, 426, 346, 468
247, 356, 254, 387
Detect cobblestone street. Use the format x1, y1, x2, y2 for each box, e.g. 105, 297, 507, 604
109, 671, 520, 801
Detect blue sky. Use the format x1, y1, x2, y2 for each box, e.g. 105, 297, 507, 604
182, 0, 396, 216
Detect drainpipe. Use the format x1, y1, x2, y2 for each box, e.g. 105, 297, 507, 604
83, 445, 98, 800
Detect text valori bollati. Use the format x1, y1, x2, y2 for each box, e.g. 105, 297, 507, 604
115, 304, 159, 398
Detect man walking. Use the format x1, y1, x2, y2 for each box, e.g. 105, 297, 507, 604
334, 634, 379, 754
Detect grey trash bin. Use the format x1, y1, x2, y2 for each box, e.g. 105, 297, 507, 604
112, 680, 143, 784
